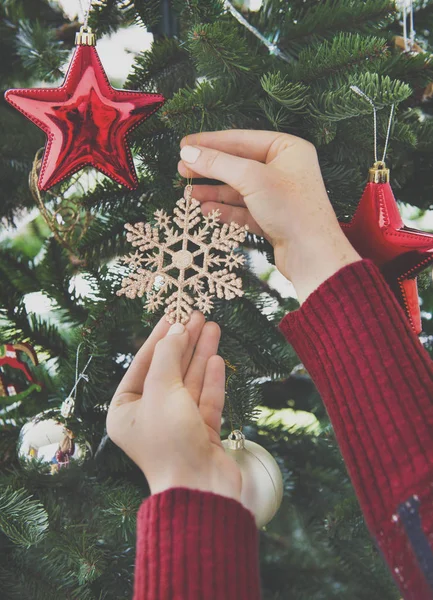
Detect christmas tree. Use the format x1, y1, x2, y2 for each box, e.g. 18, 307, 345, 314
1, 0, 433, 598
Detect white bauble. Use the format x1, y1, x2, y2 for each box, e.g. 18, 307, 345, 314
222, 430, 283, 529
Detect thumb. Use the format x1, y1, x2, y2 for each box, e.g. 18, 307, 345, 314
146, 322, 189, 391
180, 145, 266, 197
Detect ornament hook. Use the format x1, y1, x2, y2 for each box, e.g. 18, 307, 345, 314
76, 0, 95, 44
227, 430, 246, 450
368, 161, 390, 184
60, 343, 93, 419
75, 25, 96, 46
350, 85, 394, 180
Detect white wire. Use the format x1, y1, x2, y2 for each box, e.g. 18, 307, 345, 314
399, 0, 415, 51
350, 85, 395, 164
69, 342, 93, 401
78, 0, 93, 28
381, 104, 395, 163
403, 2, 409, 51
350, 85, 378, 163
409, 0, 415, 48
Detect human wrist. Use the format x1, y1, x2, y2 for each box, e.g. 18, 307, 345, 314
276, 230, 361, 304
149, 475, 242, 502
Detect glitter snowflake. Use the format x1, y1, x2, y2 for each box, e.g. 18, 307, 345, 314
116, 186, 249, 324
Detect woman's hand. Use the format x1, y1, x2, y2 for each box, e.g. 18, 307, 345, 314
179, 130, 361, 303
106, 311, 242, 501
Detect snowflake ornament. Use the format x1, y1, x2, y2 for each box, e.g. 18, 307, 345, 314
117, 185, 249, 324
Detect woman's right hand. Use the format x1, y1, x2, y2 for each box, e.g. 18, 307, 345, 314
178, 130, 361, 303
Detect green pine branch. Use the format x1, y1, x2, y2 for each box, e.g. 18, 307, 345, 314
216, 294, 296, 378
0, 107, 43, 224
0, 562, 69, 600
15, 20, 69, 82
163, 80, 259, 134
126, 37, 196, 98
295, 33, 389, 83
381, 49, 433, 91
98, 483, 142, 542
224, 367, 263, 428
0, 290, 67, 357
36, 240, 88, 323
0, 249, 40, 294
172, 0, 225, 24
280, 0, 396, 52
0, 486, 49, 547
131, 0, 161, 29
78, 213, 140, 265
187, 20, 259, 80
88, 0, 130, 36
2, 0, 66, 24
310, 73, 412, 121
261, 74, 310, 114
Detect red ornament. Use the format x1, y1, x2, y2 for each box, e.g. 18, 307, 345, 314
0, 342, 41, 399
340, 161, 433, 334
4, 27, 165, 191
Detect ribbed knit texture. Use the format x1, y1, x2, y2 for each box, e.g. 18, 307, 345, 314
133, 259, 433, 600
279, 259, 433, 600
133, 487, 261, 600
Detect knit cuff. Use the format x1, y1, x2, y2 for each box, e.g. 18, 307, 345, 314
133, 487, 261, 600
278, 259, 433, 531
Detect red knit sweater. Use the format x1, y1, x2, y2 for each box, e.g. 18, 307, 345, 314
133, 259, 433, 600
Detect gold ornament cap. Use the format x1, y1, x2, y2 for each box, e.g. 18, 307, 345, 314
75, 26, 96, 46
368, 160, 390, 183
227, 430, 245, 450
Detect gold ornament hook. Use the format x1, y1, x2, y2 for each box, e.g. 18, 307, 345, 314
368, 161, 390, 184
227, 430, 246, 450
75, 25, 96, 46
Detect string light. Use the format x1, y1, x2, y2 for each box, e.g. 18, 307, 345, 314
223, 0, 291, 63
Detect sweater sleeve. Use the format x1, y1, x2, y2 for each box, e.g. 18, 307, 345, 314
133, 487, 261, 600
278, 258, 433, 600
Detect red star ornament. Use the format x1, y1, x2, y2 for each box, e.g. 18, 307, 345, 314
339, 161, 433, 334
4, 27, 165, 191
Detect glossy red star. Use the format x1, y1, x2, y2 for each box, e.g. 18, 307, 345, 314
340, 179, 433, 334
5, 45, 165, 190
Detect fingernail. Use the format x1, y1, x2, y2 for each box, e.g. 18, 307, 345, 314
180, 145, 201, 164
167, 322, 185, 336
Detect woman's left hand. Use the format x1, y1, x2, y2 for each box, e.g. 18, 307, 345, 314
107, 311, 242, 502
